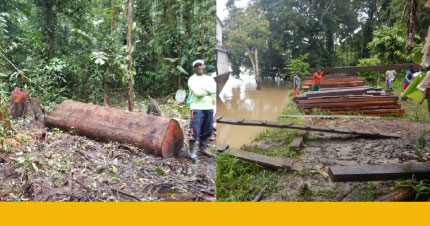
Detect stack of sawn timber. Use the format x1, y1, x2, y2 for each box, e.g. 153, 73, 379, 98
295, 87, 404, 116
302, 74, 365, 91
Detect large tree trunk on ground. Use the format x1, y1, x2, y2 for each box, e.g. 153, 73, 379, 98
126, 0, 134, 111
44, 100, 183, 158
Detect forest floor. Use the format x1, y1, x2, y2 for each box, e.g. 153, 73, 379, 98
0, 96, 216, 202
217, 82, 430, 202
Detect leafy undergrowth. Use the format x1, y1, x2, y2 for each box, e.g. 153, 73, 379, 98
0, 96, 216, 202
216, 102, 303, 201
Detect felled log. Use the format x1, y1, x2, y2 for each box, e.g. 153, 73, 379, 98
44, 100, 183, 158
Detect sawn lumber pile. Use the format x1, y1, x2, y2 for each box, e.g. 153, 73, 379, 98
295, 87, 404, 116
302, 74, 365, 91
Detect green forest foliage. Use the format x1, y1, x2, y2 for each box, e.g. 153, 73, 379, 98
223, 0, 430, 79
0, 0, 215, 104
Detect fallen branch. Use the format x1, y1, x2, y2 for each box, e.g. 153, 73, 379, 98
252, 185, 268, 202
111, 188, 141, 202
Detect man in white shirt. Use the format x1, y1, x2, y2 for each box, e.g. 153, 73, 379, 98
187, 60, 216, 161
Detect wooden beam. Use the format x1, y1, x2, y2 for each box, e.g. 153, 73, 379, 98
297, 96, 398, 104
328, 109, 405, 116
302, 77, 365, 85
310, 63, 420, 74
216, 117, 400, 138
296, 87, 382, 99
302, 104, 401, 112
216, 145, 294, 170
304, 74, 348, 80
278, 115, 381, 119
298, 100, 398, 108
328, 162, 430, 182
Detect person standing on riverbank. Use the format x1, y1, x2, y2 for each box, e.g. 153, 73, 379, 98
385, 70, 397, 91
293, 72, 301, 98
187, 60, 216, 161
312, 69, 324, 91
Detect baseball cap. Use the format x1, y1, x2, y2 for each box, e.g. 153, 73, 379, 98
192, 60, 205, 67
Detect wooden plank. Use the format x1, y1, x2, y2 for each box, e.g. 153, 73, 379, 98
309, 63, 420, 74
297, 96, 398, 104
298, 100, 398, 108
303, 104, 402, 112
278, 115, 381, 119
302, 77, 365, 85
290, 131, 307, 150
297, 87, 382, 99
302, 82, 365, 90
328, 162, 430, 182
216, 145, 294, 170
304, 74, 348, 80
329, 109, 405, 116
217, 117, 400, 138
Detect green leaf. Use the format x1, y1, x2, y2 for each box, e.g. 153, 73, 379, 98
176, 65, 189, 75
412, 52, 423, 64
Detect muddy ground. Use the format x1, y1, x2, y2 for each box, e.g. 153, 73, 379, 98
0, 99, 216, 202
261, 118, 430, 201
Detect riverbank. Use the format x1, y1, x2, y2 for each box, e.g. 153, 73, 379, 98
216, 80, 430, 202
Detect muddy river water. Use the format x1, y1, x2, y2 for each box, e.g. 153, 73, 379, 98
216, 74, 291, 148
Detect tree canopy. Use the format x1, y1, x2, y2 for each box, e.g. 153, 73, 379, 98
0, 0, 215, 105
222, 0, 430, 80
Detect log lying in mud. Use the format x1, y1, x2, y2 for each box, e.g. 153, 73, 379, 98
328, 162, 430, 182
44, 100, 183, 158
216, 117, 401, 139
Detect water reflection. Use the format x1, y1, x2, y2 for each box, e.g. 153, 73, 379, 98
217, 73, 291, 148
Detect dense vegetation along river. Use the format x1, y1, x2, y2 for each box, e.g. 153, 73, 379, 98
216, 74, 291, 149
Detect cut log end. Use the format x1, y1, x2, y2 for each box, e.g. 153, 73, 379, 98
161, 119, 184, 158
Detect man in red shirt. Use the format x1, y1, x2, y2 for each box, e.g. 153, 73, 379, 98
312, 69, 324, 91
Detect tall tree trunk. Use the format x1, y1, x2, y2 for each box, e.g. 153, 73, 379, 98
255, 48, 261, 90
44, 0, 55, 58
127, 0, 134, 112
245, 48, 259, 90
405, 0, 417, 55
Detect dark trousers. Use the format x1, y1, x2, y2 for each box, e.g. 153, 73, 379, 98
188, 109, 213, 141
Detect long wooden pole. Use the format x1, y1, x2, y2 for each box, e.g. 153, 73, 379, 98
216, 117, 400, 139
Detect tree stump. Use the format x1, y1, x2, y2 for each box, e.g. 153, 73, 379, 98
8, 87, 45, 120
